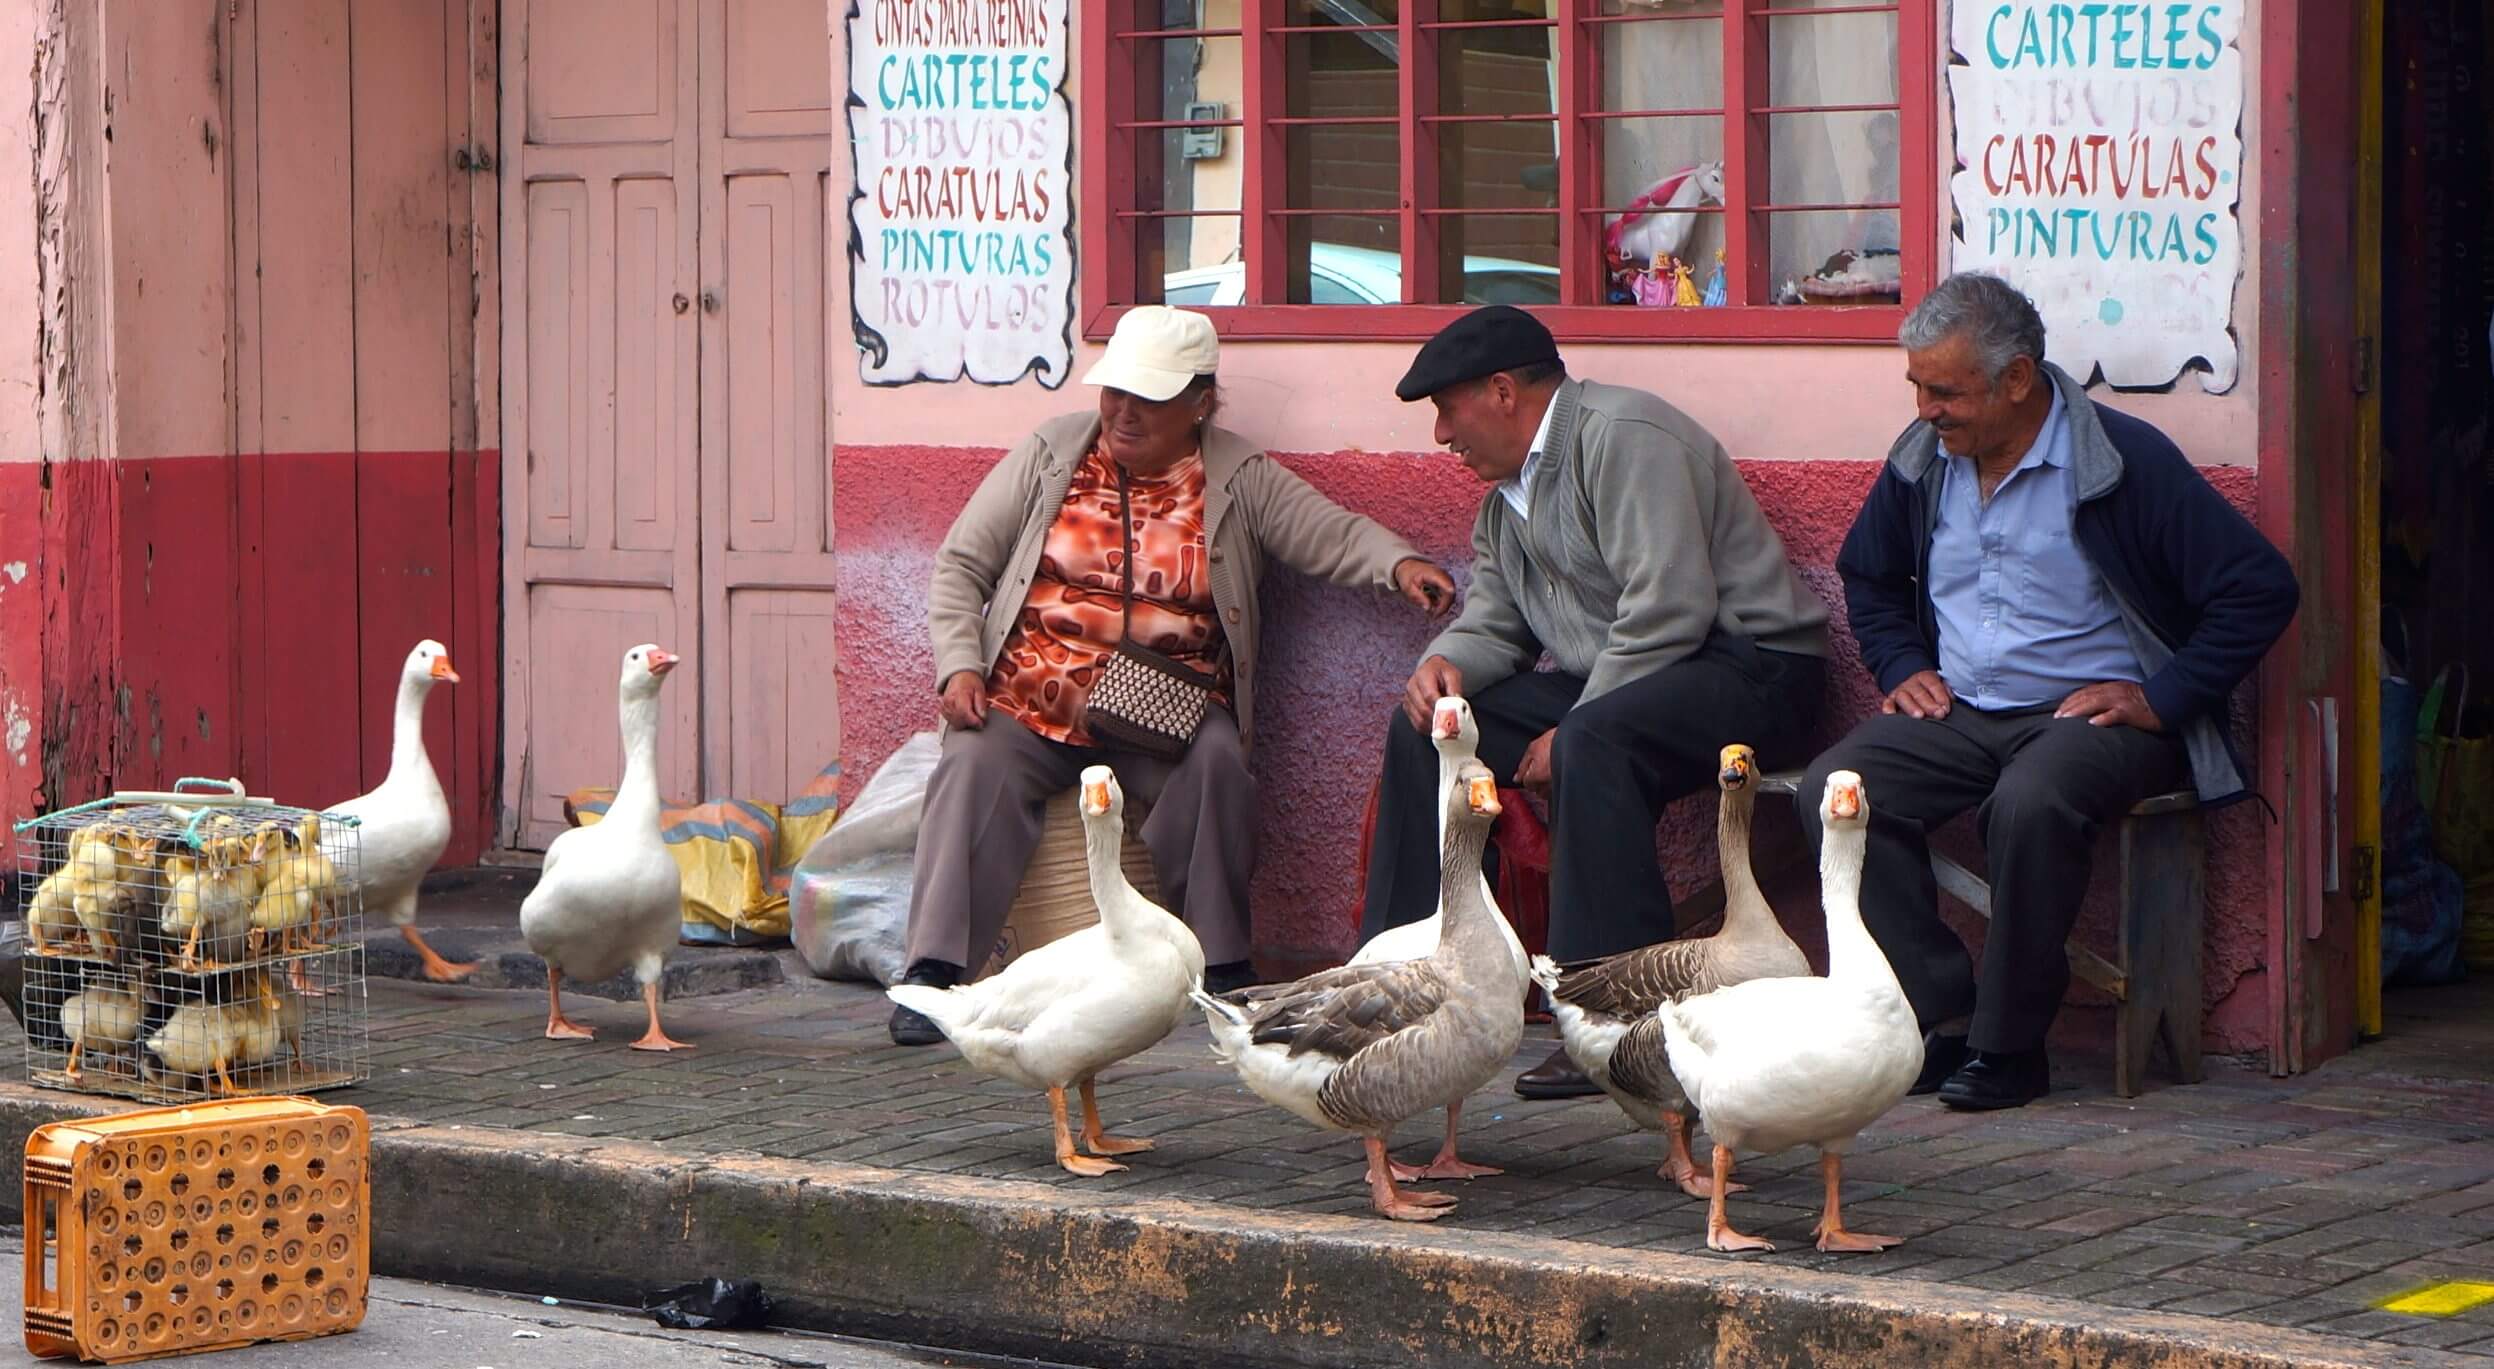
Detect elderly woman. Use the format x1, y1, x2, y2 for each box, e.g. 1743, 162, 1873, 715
890, 306, 1456, 1045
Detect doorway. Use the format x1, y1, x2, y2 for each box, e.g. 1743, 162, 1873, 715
498, 0, 841, 848
2368, 0, 2494, 1066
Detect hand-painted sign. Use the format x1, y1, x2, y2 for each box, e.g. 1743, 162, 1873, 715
1948, 2, 2245, 392
846, 0, 1073, 388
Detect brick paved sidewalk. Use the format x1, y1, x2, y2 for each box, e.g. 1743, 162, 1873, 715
185, 960, 2483, 1361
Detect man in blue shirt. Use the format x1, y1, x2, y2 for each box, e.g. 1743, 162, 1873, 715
1799, 273, 2298, 1111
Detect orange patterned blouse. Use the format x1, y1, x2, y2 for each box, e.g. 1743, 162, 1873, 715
987, 443, 1230, 746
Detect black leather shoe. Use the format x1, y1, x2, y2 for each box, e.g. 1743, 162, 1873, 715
1910, 1032, 1969, 1096
1938, 1046, 2051, 1111
887, 959, 961, 1047
1514, 1044, 1601, 1100
1204, 961, 1260, 996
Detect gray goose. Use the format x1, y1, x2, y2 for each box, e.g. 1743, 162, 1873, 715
1193, 759, 1523, 1221
1528, 743, 1810, 1197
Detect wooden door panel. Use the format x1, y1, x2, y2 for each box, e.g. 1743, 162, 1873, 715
523, 179, 591, 551
612, 175, 691, 552
504, 0, 702, 849
725, 588, 841, 806
525, 0, 677, 145
724, 173, 800, 553
724, 0, 832, 139
699, 0, 837, 805
519, 583, 701, 846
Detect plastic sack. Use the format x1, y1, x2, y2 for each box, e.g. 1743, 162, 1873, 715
641, 1277, 774, 1331
790, 731, 942, 985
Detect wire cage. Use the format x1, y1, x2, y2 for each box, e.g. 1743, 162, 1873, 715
11, 781, 369, 1104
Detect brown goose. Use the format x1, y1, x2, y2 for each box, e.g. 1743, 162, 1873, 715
1193, 759, 1523, 1221
1528, 743, 1810, 1197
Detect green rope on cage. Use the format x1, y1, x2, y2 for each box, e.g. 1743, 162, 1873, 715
9, 795, 118, 833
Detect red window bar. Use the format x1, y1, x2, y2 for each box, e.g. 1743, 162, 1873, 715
1081, 1, 1938, 343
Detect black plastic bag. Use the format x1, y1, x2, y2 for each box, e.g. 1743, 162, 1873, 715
641, 1277, 775, 1331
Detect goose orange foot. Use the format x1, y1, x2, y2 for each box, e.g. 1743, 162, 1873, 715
628, 981, 693, 1052
1077, 1079, 1152, 1156
1812, 1152, 1904, 1253
1364, 1137, 1455, 1221
1387, 1099, 1503, 1181
1703, 1144, 1775, 1252
1662, 1114, 1746, 1198
402, 924, 480, 982
1049, 1086, 1127, 1177
542, 968, 596, 1041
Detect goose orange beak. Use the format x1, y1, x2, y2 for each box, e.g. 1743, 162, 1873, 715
1830, 782, 1862, 821
430, 654, 462, 683
646, 649, 681, 676
1431, 703, 1463, 740
1081, 778, 1113, 816
1718, 750, 1753, 787
1467, 775, 1501, 817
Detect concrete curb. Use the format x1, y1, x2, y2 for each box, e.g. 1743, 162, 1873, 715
0, 1086, 2468, 1369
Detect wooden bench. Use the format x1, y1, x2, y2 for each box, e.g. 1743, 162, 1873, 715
1693, 771, 2205, 1098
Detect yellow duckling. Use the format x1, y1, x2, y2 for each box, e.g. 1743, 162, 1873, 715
58, 976, 145, 1082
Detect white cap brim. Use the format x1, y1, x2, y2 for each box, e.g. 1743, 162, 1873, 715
1080, 355, 1197, 403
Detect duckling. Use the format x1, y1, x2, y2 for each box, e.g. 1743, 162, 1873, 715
161, 833, 265, 972
58, 975, 145, 1082
26, 853, 88, 953
73, 828, 161, 956
141, 993, 258, 1097
249, 814, 340, 995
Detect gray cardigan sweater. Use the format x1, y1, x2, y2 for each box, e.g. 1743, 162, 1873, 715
1424, 378, 1829, 702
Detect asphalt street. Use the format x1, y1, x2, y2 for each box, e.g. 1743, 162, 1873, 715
0, 1241, 1077, 1369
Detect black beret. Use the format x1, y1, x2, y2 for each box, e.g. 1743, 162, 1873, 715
1395, 305, 1563, 402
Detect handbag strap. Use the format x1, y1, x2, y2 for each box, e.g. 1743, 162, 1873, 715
1115, 462, 1136, 642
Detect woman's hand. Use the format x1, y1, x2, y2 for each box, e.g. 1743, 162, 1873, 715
939, 671, 989, 729
1393, 559, 1458, 619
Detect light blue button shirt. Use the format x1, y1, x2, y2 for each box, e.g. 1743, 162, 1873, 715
1929, 387, 2143, 710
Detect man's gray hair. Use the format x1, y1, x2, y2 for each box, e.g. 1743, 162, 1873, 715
1898, 272, 2048, 381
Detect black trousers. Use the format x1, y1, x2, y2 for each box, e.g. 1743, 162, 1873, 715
1796, 706, 2186, 1054
1360, 637, 1825, 963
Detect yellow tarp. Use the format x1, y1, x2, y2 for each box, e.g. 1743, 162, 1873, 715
564, 761, 842, 943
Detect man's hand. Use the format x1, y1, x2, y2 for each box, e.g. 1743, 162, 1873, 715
1514, 728, 1557, 794
939, 671, 989, 729
1392, 558, 1458, 620
1880, 670, 1953, 720
2055, 680, 2164, 732
1404, 656, 1464, 732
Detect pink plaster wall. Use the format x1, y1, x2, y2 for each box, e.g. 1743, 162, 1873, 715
831, 438, 2275, 1055
0, 0, 41, 838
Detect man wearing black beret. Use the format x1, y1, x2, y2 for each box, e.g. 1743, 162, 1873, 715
1360, 305, 1832, 1099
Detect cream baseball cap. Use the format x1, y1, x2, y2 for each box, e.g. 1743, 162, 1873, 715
1081, 305, 1219, 402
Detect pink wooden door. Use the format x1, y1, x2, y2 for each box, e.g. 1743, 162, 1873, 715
698, 0, 841, 806
501, 0, 705, 848
501, 0, 837, 847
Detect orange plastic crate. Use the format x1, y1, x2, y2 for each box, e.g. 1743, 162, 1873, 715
23, 1097, 368, 1363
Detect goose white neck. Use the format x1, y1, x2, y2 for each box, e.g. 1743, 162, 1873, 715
1082, 808, 1150, 941
383, 673, 445, 797
609, 687, 664, 826
1818, 822, 1899, 993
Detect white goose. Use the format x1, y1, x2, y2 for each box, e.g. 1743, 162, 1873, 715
1531, 743, 1811, 1197
331, 640, 475, 981
887, 766, 1204, 1176
1660, 770, 1921, 1253
1343, 696, 1529, 1182
519, 644, 691, 1052
1195, 760, 1522, 1221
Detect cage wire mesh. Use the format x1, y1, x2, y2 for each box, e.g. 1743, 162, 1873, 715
12, 790, 369, 1103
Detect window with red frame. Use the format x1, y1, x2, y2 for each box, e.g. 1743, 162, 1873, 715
1079, 1, 1936, 341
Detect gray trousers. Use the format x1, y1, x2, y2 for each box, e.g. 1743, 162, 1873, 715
904, 710, 1257, 972
1797, 706, 2185, 1054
